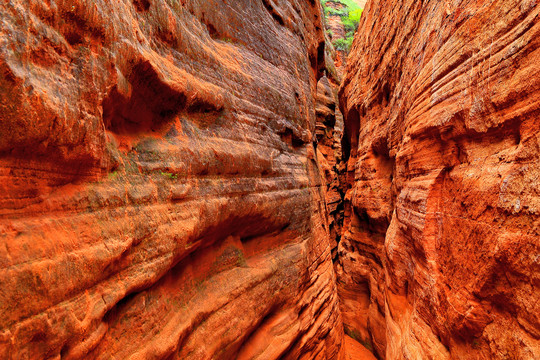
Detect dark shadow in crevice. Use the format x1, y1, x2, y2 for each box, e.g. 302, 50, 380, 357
133, 0, 151, 12
102, 60, 187, 134
102, 60, 224, 136
280, 128, 306, 149
342, 106, 360, 161
262, 0, 286, 26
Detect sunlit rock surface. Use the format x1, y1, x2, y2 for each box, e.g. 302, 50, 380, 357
339, 0, 540, 358
0, 1, 345, 358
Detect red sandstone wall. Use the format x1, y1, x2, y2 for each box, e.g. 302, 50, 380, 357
315, 76, 345, 259
339, 0, 540, 358
0, 1, 345, 358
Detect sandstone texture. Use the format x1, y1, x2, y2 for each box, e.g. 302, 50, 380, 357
344, 335, 376, 360
315, 76, 345, 259
0, 1, 345, 359
339, 0, 540, 359
324, 2, 347, 74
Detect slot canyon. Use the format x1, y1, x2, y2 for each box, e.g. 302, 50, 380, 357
0, 0, 538, 359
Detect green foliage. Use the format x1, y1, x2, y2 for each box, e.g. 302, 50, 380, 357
338, 0, 361, 10
333, 37, 353, 52
327, 8, 347, 17
160, 171, 178, 179
320, 0, 363, 53
108, 170, 119, 180
342, 16, 359, 33
349, 8, 363, 22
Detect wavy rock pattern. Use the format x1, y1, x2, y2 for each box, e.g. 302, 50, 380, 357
0, 1, 344, 358
315, 76, 345, 259
339, 0, 540, 359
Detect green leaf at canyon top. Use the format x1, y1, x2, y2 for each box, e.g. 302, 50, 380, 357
321, 0, 364, 53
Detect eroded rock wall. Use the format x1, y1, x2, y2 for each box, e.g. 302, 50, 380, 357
315, 76, 345, 259
339, 0, 540, 359
0, 1, 345, 358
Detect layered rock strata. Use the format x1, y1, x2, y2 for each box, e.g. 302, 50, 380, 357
315, 76, 345, 258
339, 0, 540, 359
0, 0, 345, 358
322, 1, 350, 75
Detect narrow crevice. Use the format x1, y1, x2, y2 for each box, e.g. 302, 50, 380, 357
262, 0, 286, 27
133, 0, 151, 12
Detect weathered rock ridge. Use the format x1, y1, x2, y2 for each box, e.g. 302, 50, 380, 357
316, 76, 345, 259
339, 0, 540, 359
3, 0, 538, 358
0, 1, 346, 358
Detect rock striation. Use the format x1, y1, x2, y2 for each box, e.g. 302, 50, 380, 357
339, 0, 540, 359
315, 76, 345, 259
0, 0, 345, 358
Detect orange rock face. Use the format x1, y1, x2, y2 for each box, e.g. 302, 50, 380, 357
339, 0, 540, 359
343, 335, 376, 360
322, 1, 349, 76
316, 76, 345, 259
0, 1, 345, 359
